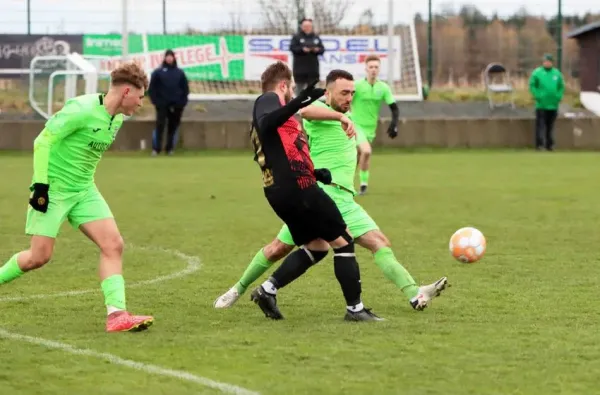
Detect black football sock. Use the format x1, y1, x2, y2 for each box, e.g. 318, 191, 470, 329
261, 248, 327, 294
333, 242, 363, 311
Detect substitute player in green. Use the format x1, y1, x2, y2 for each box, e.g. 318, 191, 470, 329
215, 69, 448, 312
0, 62, 154, 333
352, 54, 400, 195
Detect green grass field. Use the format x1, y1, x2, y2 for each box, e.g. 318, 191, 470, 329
1, 149, 600, 395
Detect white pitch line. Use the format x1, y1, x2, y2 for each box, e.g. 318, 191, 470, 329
0, 244, 201, 303
0, 244, 260, 395
0, 329, 260, 395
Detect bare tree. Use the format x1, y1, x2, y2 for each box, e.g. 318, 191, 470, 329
228, 11, 243, 33
358, 8, 374, 27
257, 0, 353, 34
310, 0, 354, 33
257, 0, 307, 33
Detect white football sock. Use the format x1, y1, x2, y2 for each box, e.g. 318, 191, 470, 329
347, 302, 364, 312
262, 280, 277, 295
107, 305, 124, 316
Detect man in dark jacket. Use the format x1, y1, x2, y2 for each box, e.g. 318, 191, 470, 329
529, 53, 565, 151
148, 49, 189, 155
289, 18, 325, 95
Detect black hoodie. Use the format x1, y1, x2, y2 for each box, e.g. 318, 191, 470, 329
148, 49, 189, 108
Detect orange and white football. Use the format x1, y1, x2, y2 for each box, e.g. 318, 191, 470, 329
449, 227, 486, 263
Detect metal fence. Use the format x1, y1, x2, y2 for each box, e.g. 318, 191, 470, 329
1, 0, 598, 114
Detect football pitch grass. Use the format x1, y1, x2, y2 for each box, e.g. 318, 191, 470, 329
1, 149, 599, 395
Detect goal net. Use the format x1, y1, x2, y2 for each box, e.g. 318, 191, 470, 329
82, 0, 422, 101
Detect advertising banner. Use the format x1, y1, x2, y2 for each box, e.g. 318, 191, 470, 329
83, 34, 245, 81
0, 35, 83, 77
244, 35, 401, 81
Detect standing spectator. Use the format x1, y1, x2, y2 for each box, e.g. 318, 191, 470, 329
289, 18, 325, 95
148, 49, 189, 156
528, 53, 565, 151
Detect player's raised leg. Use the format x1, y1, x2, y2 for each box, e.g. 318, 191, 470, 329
333, 186, 448, 310
214, 235, 293, 309
356, 229, 449, 310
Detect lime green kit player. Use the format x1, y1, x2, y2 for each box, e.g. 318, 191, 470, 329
215, 69, 448, 313
0, 62, 154, 333
351, 54, 400, 195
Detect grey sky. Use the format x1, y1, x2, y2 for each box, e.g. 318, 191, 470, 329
1, 0, 597, 35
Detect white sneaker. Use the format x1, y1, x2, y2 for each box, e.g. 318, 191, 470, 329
214, 287, 241, 309
410, 277, 449, 311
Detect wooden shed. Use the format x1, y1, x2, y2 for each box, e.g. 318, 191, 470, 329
567, 21, 600, 115
567, 21, 600, 92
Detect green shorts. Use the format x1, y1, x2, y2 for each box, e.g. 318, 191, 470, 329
355, 125, 377, 146
276, 184, 379, 246
25, 185, 113, 238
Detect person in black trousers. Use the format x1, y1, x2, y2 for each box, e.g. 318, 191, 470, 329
289, 18, 325, 96
528, 54, 565, 151
148, 49, 189, 156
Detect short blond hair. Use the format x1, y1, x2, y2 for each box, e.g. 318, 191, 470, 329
364, 54, 381, 64
110, 61, 149, 90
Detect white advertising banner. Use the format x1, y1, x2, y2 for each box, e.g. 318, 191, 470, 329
244, 35, 402, 81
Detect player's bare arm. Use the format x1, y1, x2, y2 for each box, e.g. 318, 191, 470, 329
299, 104, 343, 121
299, 105, 355, 138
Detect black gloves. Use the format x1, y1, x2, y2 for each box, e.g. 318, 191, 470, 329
388, 102, 400, 139
297, 79, 326, 108
314, 168, 332, 185
387, 123, 398, 139
29, 183, 49, 213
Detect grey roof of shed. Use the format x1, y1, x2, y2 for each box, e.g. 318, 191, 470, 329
567, 21, 600, 38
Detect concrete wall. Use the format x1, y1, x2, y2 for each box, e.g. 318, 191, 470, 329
1, 117, 600, 151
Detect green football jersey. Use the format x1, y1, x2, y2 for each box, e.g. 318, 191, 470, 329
303, 100, 357, 194
351, 78, 395, 129
33, 93, 124, 191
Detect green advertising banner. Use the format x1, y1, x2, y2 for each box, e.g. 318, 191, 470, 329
83, 34, 245, 81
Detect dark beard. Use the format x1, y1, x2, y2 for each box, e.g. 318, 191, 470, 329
329, 100, 344, 112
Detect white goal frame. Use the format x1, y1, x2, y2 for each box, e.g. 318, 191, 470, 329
29, 53, 99, 119
186, 18, 423, 102
21, 0, 424, 108
117, 0, 423, 102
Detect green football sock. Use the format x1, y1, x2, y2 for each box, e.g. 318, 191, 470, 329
0, 253, 24, 284
359, 170, 370, 186
374, 247, 419, 300
101, 274, 126, 311
235, 249, 274, 294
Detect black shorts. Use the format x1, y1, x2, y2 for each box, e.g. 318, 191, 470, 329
265, 184, 347, 246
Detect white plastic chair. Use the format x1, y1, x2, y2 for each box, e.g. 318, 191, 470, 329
483, 63, 515, 110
